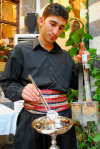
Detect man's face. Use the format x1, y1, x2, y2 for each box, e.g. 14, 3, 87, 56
40, 15, 67, 44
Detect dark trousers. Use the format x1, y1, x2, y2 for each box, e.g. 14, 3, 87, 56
13, 107, 77, 149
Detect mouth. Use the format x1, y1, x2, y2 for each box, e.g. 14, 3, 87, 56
49, 34, 56, 40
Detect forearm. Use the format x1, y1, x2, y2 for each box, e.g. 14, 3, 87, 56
1, 80, 24, 102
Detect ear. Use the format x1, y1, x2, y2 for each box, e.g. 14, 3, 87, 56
39, 16, 44, 26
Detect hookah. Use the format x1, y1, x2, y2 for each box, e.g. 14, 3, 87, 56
28, 75, 74, 149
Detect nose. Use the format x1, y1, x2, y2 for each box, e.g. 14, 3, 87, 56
52, 27, 59, 36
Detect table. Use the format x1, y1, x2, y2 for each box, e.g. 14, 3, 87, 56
0, 104, 18, 135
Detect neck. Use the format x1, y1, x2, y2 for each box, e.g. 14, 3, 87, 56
38, 35, 54, 51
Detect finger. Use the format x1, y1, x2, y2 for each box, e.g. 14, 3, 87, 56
22, 87, 37, 102
29, 84, 40, 96
22, 92, 36, 102
25, 85, 38, 99
22, 84, 40, 102
74, 54, 90, 62
28, 84, 40, 100
74, 55, 82, 62
81, 51, 90, 56
79, 42, 85, 55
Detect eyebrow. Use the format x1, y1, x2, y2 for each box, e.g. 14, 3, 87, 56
50, 20, 65, 28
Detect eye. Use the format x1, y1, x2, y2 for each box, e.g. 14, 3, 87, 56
50, 23, 55, 26
59, 27, 64, 30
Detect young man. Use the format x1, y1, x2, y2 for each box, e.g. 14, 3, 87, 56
0, 3, 89, 149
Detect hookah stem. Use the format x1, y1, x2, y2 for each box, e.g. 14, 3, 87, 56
28, 75, 51, 112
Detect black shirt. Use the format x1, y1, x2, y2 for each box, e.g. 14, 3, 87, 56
1, 37, 78, 102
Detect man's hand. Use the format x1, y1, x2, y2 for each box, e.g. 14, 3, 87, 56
74, 42, 90, 62
21, 83, 40, 103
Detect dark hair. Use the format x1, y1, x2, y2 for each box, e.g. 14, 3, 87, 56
42, 3, 69, 22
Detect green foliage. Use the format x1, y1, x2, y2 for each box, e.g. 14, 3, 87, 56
92, 133, 100, 142
75, 122, 100, 149
0, 44, 9, 61
66, 27, 93, 49
59, 21, 70, 38
65, 26, 99, 107
59, 6, 72, 39
61, 0, 100, 110
64, 23, 100, 112
66, 88, 78, 106
59, 31, 66, 38
50, 0, 53, 4
59, 2, 100, 149
88, 47, 100, 105
66, 6, 72, 13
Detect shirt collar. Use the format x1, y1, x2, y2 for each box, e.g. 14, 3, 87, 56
33, 37, 40, 49
33, 37, 62, 53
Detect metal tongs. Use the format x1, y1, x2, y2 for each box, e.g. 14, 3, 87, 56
28, 75, 51, 112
